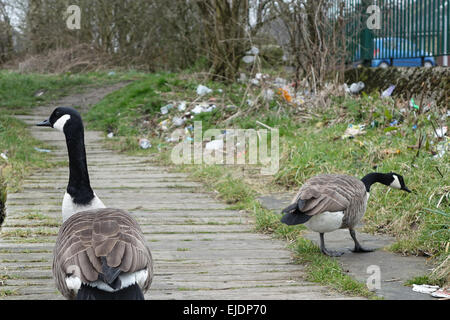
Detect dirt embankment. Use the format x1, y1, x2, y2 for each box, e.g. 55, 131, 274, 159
345, 67, 450, 108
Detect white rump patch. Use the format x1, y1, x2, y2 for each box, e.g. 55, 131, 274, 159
304, 211, 344, 233
66, 275, 82, 293
390, 175, 401, 189
62, 192, 106, 221
53, 114, 71, 132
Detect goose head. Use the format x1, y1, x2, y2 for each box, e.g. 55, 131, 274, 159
384, 172, 411, 193
36, 107, 83, 134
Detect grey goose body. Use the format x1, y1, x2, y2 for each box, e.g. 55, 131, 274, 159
281, 172, 411, 256
37, 107, 154, 299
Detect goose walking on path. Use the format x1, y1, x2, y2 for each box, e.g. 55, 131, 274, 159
37, 107, 153, 300
280, 172, 411, 256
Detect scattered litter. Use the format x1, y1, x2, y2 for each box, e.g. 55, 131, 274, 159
277, 88, 292, 103
205, 139, 223, 151
177, 101, 187, 112
263, 89, 274, 101
274, 78, 287, 87
0, 153, 7, 161
247, 99, 254, 107
412, 125, 418, 130
342, 124, 366, 139
434, 137, 449, 158
412, 284, 439, 294
196, 85, 213, 96
381, 149, 401, 156
255, 73, 263, 80
347, 82, 365, 94
410, 98, 420, 110
434, 126, 447, 138
242, 56, 255, 64
217, 89, 223, 93
108, 71, 116, 76
192, 103, 217, 114
431, 288, 450, 298
399, 108, 407, 114
159, 119, 169, 131
172, 117, 185, 127
139, 138, 151, 149
34, 90, 45, 97
250, 78, 260, 86
34, 147, 51, 153
107, 132, 114, 138
381, 85, 396, 98
160, 104, 173, 115
238, 73, 247, 83
246, 46, 259, 55
389, 120, 398, 127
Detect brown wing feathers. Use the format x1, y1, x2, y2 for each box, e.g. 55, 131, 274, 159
53, 208, 153, 299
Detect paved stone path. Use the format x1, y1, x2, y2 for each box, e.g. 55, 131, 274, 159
0, 86, 359, 300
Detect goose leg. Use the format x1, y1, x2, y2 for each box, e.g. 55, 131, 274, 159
319, 233, 345, 257
349, 229, 374, 253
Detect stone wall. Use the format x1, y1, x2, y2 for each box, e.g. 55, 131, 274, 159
345, 67, 449, 108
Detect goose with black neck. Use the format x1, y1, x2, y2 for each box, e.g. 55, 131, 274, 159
280, 172, 411, 256
37, 107, 153, 300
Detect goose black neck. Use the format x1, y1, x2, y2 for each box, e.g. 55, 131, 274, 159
65, 127, 94, 205
361, 172, 391, 192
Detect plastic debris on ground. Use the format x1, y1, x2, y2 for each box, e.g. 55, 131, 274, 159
410, 98, 420, 110
263, 89, 274, 101
342, 124, 366, 139
0, 153, 7, 161
34, 90, 45, 97
277, 88, 292, 103
159, 119, 169, 131
431, 288, 450, 298
34, 147, 51, 153
348, 81, 365, 94
434, 126, 447, 138
108, 71, 116, 76
160, 104, 173, 115
412, 284, 439, 294
107, 132, 114, 138
242, 56, 255, 64
381, 85, 396, 98
196, 85, 213, 96
192, 103, 216, 114
172, 117, 185, 127
139, 138, 151, 149
434, 137, 449, 159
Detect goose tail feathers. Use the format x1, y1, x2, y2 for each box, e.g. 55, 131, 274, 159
280, 199, 311, 225
76, 283, 144, 300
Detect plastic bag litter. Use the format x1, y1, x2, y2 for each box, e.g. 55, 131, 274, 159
139, 138, 151, 149
177, 101, 187, 112
412, 284, 439, 294
34, 147, 51, 153
434, 137, 449, 158
205, 139, 224, 151
263, 89, 274, 101
161, 104, 173, 115
434, 126, 448, 138
342, 124, 366, 139
159, 119, 169, 131
107, 132, 114, 138
349, 82, 365, 94
0, 153, 7, 161
250, 79, 260, 86
196, 85, 213, 96
172, 117, 185, 127
410, 98, 420, 110
431, 288, 450, 298
242, 56, 255, 64
192, 104, 216, 114
381, 85, 396, 98
246, 46, 259, 55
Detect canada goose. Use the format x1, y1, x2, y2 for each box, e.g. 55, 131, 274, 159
37, 107, 153, 300
281, 172, 411, 256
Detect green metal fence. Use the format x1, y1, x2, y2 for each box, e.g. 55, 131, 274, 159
329, 0, 450, 65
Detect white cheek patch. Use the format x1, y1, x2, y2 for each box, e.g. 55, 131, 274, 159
53, 114, 71, 132
390, 175, 401, 189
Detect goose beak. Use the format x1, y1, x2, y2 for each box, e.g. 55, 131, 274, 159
36, 119, 52, 127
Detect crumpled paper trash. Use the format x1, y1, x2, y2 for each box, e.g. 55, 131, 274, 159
342, 124, 366, 139
412, 284, 439, 294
